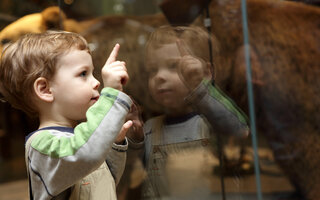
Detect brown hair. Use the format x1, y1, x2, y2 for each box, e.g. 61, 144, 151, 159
145, 25, 219, 69
0, 31, 89, 116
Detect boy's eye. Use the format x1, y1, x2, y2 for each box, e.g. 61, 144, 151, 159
148, 68, 157, 74
146, 65, 158, 75
168, 62, 178, 71
80, 71, 87, 77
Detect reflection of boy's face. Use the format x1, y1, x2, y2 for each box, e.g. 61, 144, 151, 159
147, 43, 191, 114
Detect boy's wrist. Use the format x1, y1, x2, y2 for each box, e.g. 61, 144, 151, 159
99, 88, 133, 116
101, 87, 119, 93
112, 137, 128, 152
127, 135, 144, 143
184, 79, 209, 104
114, 138, 127, 145
127, 136, 145, 149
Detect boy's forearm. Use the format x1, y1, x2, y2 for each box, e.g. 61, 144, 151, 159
117, 137, 145, 188
28, 87, 132, 196
185, 80, 249, 137
106, 138, 128, 185
127, 136, 145, 160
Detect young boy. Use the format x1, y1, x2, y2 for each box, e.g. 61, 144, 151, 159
126, 25, 250, 199
0, 31, 133, 199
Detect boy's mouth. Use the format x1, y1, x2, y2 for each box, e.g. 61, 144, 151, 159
158, 87, 171, 92
158, 88, 173, 95
91, 96, 99, 101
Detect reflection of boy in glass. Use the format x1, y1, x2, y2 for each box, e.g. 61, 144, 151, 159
128, 25, 249, 199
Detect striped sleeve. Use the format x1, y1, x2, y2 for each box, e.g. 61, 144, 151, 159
185, 80, 249, 137
28, 87, 132, 197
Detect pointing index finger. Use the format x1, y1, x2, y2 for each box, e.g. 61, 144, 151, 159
106, 43, 120, 65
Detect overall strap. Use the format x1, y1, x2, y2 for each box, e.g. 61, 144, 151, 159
145, 115, 167, 197
146, 115, 164, 170
151, 115, 165, 146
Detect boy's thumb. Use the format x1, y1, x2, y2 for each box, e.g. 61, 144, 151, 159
119, 120, 133, 137
115, 120, 133, 144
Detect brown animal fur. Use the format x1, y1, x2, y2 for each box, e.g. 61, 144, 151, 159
196, 0, 320, 199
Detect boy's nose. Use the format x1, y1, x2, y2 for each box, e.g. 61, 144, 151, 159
154, 68, 169, 82
93, 78, 100, 90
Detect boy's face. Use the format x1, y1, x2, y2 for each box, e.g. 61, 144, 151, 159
49, 49, 100, 125
147, 43, 191, 114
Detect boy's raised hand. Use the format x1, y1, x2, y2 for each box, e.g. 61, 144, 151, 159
115, 99, 143, 144
125, 99, 144, 142
177, 39, 210, 90
102, 44, 129, 91
101, 44, 132, 144
115, 120, 133, 144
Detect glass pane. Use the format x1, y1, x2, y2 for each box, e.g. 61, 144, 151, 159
0, 0, 319, 200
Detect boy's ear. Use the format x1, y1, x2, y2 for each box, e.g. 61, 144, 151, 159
33, 77, 54, 102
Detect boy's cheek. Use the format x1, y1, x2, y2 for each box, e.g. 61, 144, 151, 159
148, 80, 155, 92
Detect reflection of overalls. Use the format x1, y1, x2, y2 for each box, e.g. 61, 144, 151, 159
143, 116, 216, 199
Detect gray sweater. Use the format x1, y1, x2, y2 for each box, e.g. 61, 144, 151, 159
25, 87, 132, 199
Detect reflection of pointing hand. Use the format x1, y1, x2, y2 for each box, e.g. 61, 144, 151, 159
176, 39, 192, 57
101, 44, 129, 91
126, 99, 144, 142
176, 40, 209, 91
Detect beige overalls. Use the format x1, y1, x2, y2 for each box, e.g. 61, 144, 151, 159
142, 116, 217, 199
